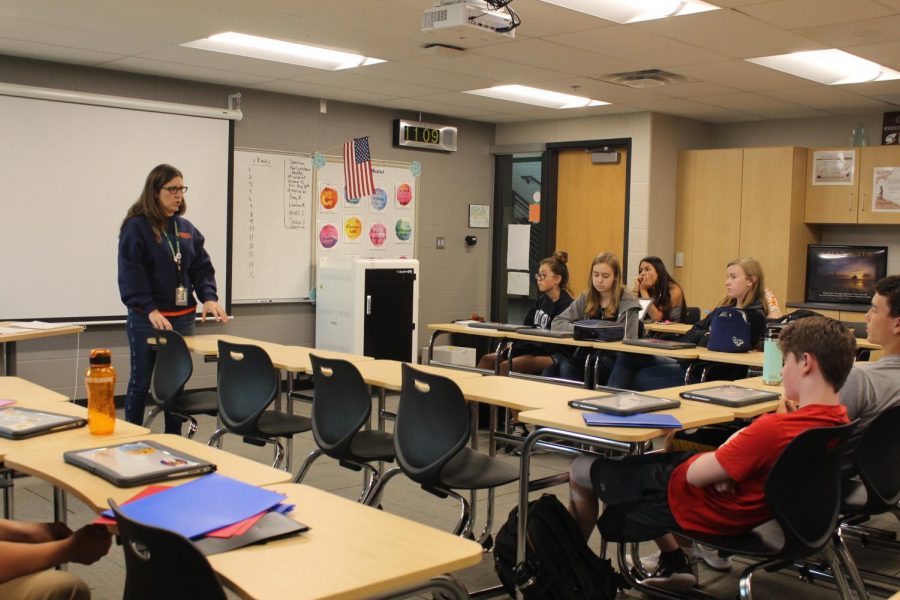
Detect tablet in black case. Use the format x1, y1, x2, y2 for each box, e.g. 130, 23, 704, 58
0, 407, 86, 440
64, 440, 216, 487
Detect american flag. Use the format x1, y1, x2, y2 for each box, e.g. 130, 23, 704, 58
343, 136, 375, 200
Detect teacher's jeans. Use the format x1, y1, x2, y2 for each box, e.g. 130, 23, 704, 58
125, 308, 195, 433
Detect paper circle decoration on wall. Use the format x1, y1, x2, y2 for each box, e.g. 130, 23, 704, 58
369, 223, 387, 246
395, 218, 412, 241
370, 188, 387, 211
396, 183, 412, 206
320, 186, 338, 210
344, 216, 362, 240
319, 224, 338, 248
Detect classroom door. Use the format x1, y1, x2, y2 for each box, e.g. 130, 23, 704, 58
555, 148, 628, 298
363, 269, 415, 361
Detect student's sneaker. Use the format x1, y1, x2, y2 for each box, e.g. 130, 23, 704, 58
624, 549, 661, 574
643, 550, 698, 591
693, 543, 732, 571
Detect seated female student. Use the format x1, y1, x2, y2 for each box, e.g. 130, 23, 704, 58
606, 257, 687, 389
544, 252, 640, 384
634, 256, 687, 324
477, 251, 574, 375
620, 257, 769, 391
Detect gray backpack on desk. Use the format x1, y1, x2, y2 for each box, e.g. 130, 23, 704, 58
573, 320, 624, 342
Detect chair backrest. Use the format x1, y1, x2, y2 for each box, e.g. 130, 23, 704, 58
765, 422, 855, 557
683, 306, 701, 325
216, 341, 278, 435
856, 405, 900, 512
149, 330, 193, 412
394, 364, 470, 487
109, 499, 226, 600
309, 354, 372, 458
840, 320, 868, 339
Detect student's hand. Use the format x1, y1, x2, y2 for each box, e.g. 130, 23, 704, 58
65, 525, 112, 565
470, 313, 485, 323
201, 301, 228, 324
775, 398, 798, 414
148, 310, 172, 331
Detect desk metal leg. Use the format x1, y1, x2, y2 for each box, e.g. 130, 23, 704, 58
1, 468, 13, 519
469, 401, 479, 538
284, 369, 294, 473
377, 387, 387, 476
53, 486, 67, 524
370, 574, 469, 600
3, 341, 16, 376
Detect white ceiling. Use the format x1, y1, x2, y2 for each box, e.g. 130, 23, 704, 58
1, 0, 899, 124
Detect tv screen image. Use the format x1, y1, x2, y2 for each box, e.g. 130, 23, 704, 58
805, 245, 888, 305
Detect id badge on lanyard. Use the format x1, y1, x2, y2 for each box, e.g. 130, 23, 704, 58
166, 221, 189, 306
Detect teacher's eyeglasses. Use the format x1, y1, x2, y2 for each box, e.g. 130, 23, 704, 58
162, 186, 189, 194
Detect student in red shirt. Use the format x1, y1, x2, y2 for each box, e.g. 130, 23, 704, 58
567, 316, 855, 590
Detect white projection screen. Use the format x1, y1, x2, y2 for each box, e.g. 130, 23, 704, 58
0, 93, 232, 321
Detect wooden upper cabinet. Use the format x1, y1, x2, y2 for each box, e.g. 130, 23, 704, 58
806, 145, 900, 224
858, 145, 900, 224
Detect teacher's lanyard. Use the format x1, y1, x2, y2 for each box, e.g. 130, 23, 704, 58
163, 221, 182, 276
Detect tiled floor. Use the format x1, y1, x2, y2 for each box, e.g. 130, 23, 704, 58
8, 396, 900, 599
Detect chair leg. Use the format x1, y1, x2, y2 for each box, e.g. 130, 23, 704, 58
207, 428, 227, 447
353, 462, 379, 504
364, 467, 402, 507
184, 416, 199, 440
834, 529, 870, 599
442, 488, 473, 538
293, 449, 323, 483
142, 406, 162, 429
822, 543, 856, 600
271, 439, 286, 470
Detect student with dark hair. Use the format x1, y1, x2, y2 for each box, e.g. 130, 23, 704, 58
118, 164, 228, 430
633, 256, 687, 323
545, 252, 640, 384
569, 317, 855, 590
478, 251, 574, 375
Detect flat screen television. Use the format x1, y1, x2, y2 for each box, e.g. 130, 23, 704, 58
805, 245, 888, 305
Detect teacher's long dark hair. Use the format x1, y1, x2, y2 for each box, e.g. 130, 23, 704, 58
120, 164, 187, 242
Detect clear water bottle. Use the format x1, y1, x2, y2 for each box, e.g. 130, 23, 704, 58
85, 349, 116, 434
762, 327, 783, 385
851, 123, 867, 147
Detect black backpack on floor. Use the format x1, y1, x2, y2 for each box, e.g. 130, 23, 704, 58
493, 494, 624, 600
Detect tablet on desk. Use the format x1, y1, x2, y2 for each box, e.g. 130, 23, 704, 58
623, 338, 696, 350
0, 407, 86, 440
466, 322, 526, 332
515, 328, 574, 339
568, 393, 680, 416
64, 440, 216, 487
679, 385, 781, 407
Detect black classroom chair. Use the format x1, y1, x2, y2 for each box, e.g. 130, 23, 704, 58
622, 423, 857, 600
144, 330, 217, 438
208, 340, 311, 469
109, 499, 227, 600
366, 364, 519, 539
293, 354, 395, 503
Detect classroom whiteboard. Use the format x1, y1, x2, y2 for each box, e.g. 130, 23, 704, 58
0, 93, 231, 321
232, 150, 312, 302
314, 158, 417, 263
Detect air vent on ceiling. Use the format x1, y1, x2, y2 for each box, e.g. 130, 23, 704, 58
596, 69, 694, 89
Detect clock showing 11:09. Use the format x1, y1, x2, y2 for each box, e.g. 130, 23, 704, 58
392, 119, 458, 152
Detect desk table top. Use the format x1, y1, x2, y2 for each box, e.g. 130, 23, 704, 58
273, 347, 374, 373
516, 401, 734, 443
0, 322, 85, 343
356, 360, 482, 391
644, 322, 693, 335
211, 483, 482, 600
3, 433, 291, 513
183, 334, 286, 356
651, 377, 784, 419
593, 339, 700, 359
457, 376, 608, 411
0, 376, 70, 403
428, 322, 512, 338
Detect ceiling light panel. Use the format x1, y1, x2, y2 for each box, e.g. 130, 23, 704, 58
539, 0, 719, 24
463, 84, 609, 108
747, 49, 900, 85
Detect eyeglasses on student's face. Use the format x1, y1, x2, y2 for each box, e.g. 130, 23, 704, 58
162, 186, 188, 195
535, 272, 550, 281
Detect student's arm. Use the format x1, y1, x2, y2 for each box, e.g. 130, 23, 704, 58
0, 525, 111, 584
685, 453, 732, 489
550, 294, 584, 332
0, 520, 70, 543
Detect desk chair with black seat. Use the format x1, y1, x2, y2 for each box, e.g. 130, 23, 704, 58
143, 330, 218, 438
293, 354, 395, 503
366, 364, 519, 540
208, 340, 311, 470
109, 499, 226, 600
622, 423, 857, 600
842, 321, 872, 361
834, 405, 900, 595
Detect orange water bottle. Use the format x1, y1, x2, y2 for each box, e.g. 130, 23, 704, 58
85, 349, 116, 435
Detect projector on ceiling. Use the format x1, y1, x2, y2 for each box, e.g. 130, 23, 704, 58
422, 0, 515, 40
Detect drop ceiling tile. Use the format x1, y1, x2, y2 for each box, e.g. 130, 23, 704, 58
134, 46, 325, 79
842, 79, 900, 96
676, 60, 817, 91
636, 9, 826, 58
547, 25, 731, 68
403, 54, 568, 84
633, 97, 764, 123
246, 79, 397, 104
415, 91, 564, 113
542, 77, 669, 104
101, 56, 273, 86
843, 41, 900, 71
367, 97, 493, 119
471, 38, 636, 77
289, 71, 448, 97
507, 0, 615, 38
795, 14, 900, 48
0, 18, 163, 56
738, 0, 893, 30
692, 92, 832, 118
764, 86, 894, 111
352, 61, 496, 91
653, 81, 742, 98
0, 36, 119, 65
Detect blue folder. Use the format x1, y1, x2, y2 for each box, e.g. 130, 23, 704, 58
582, 413, 682, 428
101, 473, 286, 539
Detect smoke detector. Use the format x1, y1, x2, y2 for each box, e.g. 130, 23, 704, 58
597, 69, 694, 89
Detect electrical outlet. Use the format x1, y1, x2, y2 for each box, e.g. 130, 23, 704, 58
436, 236, 445, 249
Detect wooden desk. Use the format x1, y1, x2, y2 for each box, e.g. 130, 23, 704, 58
697, 349, 764, 368
517, 401, 734, 445
184, 334, 286, 357
644, 322, 692, 335
651, 377, 784, 420
593, 339, 700, 360
0, 376, 70, 403
3, 433, 291, 513
0, 323, 84, 376
272, 347, 373, 375
356, 360, 482, 391
457, 376, 606, 412
211, 483, 482, 600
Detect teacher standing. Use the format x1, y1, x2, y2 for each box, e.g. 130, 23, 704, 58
118, 164, 227, 431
